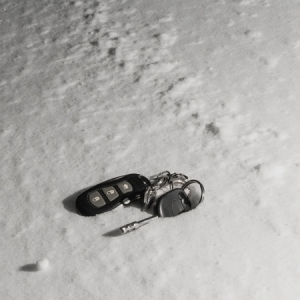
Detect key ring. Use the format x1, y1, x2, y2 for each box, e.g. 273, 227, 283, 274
182, 179, 205, 208
169, 173, 188, 189
149, 171, 170, 189
143, 171, 189, 211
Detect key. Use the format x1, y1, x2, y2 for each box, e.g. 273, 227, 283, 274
76, 173, 151, 216
120, 180, 205, 234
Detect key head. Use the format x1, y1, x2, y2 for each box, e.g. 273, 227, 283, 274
156, 189, 190, 217
155, 180, 205, 218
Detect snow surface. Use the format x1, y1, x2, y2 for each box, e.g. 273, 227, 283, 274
1, 0, 300, 299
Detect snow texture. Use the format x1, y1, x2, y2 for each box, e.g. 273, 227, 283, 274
1, 0, 300, 299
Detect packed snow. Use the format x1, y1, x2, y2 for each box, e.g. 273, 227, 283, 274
36, 258, 50, 271
1, 0, 300, 299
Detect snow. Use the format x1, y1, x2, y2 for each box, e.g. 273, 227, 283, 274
36, 258, 49, 271
1, 0, 300, 299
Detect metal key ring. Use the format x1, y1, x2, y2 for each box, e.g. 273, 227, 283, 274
182, 179, 205, 204
150, 170, 171, 190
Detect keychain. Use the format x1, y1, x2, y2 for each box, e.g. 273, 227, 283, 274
75, 171, 205, 234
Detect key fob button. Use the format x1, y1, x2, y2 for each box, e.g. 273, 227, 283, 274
118, 181, 133, 193
89, 191, 106, 208
102, 186, 119, 201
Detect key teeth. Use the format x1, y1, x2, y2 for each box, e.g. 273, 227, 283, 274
120, 222, 138, 234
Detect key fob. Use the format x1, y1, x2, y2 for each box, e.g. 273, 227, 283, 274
76, 174, 150, 216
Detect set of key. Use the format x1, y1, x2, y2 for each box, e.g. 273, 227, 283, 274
75, 171, 205, 234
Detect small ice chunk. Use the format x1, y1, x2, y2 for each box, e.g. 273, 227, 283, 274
36, 258, 49, 271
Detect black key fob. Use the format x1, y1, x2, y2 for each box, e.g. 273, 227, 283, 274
76, 174, 150, 216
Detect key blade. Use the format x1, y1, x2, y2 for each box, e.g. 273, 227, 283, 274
120, 216, 158, 234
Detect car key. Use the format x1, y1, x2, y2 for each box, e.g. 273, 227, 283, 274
120, 179, 205, 234
76, 173, 151, 216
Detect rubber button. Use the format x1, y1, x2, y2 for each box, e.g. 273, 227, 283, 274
89, 191, 106, 208
118, 181, 133, 194
102, 186, 119, 201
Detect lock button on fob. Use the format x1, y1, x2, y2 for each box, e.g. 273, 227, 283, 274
89, 191, 106, 208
